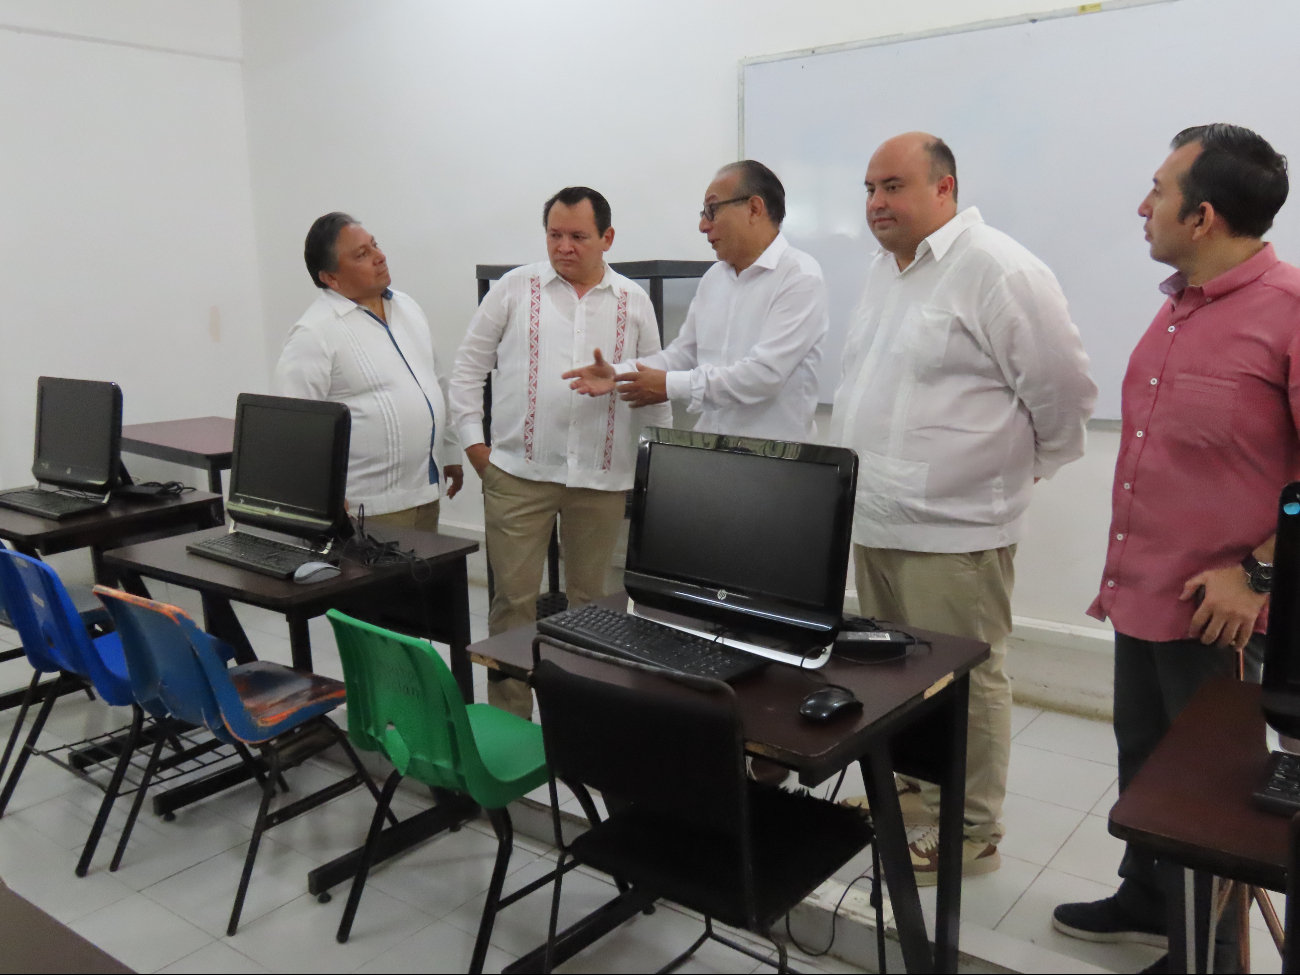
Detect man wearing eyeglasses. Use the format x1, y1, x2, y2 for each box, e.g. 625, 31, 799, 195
564, 160, 828, 443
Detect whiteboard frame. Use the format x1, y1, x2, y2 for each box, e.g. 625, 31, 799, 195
738, 0, 1178, 158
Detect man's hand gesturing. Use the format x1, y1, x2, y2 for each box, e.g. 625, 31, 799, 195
562, 348, 617, 396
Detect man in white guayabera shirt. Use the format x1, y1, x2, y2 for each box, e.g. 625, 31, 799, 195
831, 133, 1096, 884
451, 187, 672, 719
274, 212, 462, 531
564, 160, 828, 442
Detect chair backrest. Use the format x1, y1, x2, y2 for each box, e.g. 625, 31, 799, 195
0, 550, 127, 702
530, 640, 751, 842
326, 609, 494, 800
92, 587, 230, 737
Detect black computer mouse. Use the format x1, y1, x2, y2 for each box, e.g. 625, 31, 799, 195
799, 685, 863, 723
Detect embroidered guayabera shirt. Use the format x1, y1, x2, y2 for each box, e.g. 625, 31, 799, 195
450, 262, 671, 491
1089, 244, 1300, 641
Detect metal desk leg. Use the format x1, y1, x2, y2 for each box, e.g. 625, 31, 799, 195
206, 465, 224, 496
287, 614, 312, 671
430, 557, 474, 703
199, 594, 257, 665
933, 675, 969, 972
861, 745, 934, 973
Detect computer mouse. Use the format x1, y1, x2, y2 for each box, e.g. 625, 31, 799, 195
293, 561, 340, 584
799, 685, 863, 723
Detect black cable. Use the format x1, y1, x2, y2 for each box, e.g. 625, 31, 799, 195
783, 863, 877, 959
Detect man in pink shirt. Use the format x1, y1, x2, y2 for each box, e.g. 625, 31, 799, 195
1054, 125, 1297, 965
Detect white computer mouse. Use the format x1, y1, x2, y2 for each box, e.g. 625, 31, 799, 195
293, 561, 341, 584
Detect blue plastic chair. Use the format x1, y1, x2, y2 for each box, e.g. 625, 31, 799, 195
0, 549, 141, 877
94, 587, 393, 935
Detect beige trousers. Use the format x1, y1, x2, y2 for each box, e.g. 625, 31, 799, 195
482, 464, 625, 719
365, 500, 440, 532
854, 544, 1015, 847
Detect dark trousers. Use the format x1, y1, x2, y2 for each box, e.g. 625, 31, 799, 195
1113, 631, 1264, 947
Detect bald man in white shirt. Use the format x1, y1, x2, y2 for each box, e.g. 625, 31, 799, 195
832, 133, 1097, 883
565, 160, 828, 441
274, 213, 462, 529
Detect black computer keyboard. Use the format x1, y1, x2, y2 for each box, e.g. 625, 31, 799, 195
1255, 751, 1300, 814
187, 531, 324, 580
537, 604, 768, 683
0, 488, 106, 520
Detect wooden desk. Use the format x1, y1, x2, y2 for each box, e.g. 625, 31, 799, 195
120, 417, 234, 494
1109, 678, 1287, 971
0, 492, 225, 709
472, 592, 990, 974
101, 525, 478, 688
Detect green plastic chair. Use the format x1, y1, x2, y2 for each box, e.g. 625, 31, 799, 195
326, 609, 551, 974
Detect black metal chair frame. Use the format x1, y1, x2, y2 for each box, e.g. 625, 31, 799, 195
530, 635, 875, 975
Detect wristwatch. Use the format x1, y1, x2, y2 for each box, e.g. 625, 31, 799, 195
1242, 553, 1274, 594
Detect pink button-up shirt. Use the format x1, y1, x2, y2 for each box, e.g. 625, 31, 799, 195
1088, 244, 1300, 641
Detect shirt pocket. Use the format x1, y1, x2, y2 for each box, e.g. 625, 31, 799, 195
1162, 373, 1238, 449
889, 304, 952, 377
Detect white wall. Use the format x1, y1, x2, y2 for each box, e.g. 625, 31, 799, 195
0, 2, 266, 490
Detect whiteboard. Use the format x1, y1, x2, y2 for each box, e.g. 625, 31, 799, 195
742, 0, 1300, 416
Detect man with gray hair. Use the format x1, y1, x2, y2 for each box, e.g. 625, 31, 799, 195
831, 132, 1097, 882
565, 160, 828, 442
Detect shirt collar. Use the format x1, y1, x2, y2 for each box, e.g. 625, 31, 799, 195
1158, 242, 1278, 300
321, 287, 394, 317
542, 262, 616, 293
752, 232, 789, 271
920, 206, 983, 264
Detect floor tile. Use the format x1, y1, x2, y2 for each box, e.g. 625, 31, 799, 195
228, 886, 432, 974
70, 892, 214, 974
92, 803, 253, 891
916, 853, 1044, 931
1006, 743, 1116, 812
354, 918, 514, 974
0, 816, 136, 923
158, 939, 270, 974
468, 583, 490, 619
1010, 704, 1043, 738
994, 866, 1162, 972
1013, 711, 1118, 767
1048, 814, 1127, 887
0, 739, 83, 812
364, 817, 543, 920
1090, 778, 1121, 816
999, 791, 1090, 866
198, 759, 348, 831
142, 834, 320, 937
256, 779, 424, 868
13, 783, 130, 851
442, 854, 619, 958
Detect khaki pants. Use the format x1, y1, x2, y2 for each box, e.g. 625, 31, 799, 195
854, 544, 1015, 847
482, 464, 625, 719
365, 500, 440, 532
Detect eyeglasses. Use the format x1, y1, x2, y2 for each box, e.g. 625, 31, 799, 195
699, 196, 751, 222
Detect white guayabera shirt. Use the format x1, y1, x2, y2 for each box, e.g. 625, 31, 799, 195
618, 233, 829, 442
450, 262, 672, 492
830, 207, 1097, 554
273, 287, 459, 517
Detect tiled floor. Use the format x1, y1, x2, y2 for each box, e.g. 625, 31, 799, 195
0, 566, 1287, 973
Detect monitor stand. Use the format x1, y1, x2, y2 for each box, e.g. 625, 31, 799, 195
628, 598, 832, 670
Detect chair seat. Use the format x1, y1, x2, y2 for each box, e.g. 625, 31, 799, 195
227, 661, 346, 741
465, 704, 549, 807
569, 781, 873, 930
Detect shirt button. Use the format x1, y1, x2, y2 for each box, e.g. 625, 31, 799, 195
1136, 430, 1144, 438
1116, 533, 1124, 540
1150, 378, 1158, 385
1107, 580, 1116, 588
1123, 482, 1131, 490
1168, 325, 1176, 333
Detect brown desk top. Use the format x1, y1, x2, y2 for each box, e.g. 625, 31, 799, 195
0, 880, 133, 973
1109, 678, 1289, 891
470, 592, 989, 783
102, 525, 479, 612
0, 491, 223, 551
120, 416, 234, 464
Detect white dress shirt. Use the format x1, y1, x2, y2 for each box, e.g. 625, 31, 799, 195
450, 262, 672, 491
620, 233, 828, 441
830, 207, 1097, 553
273, 287, 459, 517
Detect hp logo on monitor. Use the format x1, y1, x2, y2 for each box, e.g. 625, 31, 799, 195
717, 589, 728, 600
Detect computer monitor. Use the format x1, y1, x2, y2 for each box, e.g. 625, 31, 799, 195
624, 428, 858, 650
1263, 481, 1300, 736
32, 377, 124, 492
225, 393, 351, 542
